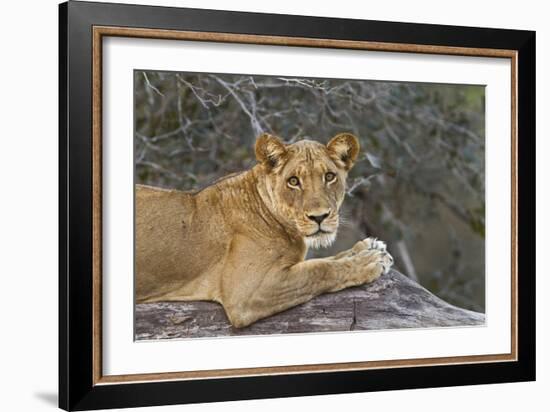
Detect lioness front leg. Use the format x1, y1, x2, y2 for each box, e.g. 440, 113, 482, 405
224, 238, 393, 328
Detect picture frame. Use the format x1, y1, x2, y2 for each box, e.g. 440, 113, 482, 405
59, 1, 535, 410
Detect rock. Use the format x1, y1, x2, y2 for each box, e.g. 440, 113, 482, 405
135, 269, 485, 340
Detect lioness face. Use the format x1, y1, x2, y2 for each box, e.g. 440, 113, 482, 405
255, 133, 360, 249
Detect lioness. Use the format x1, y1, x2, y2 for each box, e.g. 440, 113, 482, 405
136, 133, 393, 328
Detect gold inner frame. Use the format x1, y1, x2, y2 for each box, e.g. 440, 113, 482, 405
91, 26, 518, 385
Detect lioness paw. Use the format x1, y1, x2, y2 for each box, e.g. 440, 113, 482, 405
365, 238, 393, 274
343, 237, 378, 255
377, 249, 394, 274
352, 237, 387, 253
337, 237, 392, 265
362, 237, 393, 273
354, 246, 393, 277
338, 237, 393, 285
364, 237, 387, 252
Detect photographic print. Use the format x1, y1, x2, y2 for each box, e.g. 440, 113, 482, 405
60, 4, 534, 408
134, 71, 486, 340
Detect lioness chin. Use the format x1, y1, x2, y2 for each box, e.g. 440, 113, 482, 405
136, 132, 393, 328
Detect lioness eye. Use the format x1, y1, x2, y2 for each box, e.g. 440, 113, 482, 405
287, 176, 300, 187
325, 172, 336, 182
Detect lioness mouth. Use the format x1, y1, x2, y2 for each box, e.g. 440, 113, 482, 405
307, 229, 332, 237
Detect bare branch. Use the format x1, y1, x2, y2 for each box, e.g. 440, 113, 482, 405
142, 72, 164, 97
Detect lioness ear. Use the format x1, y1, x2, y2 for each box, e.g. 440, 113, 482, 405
255, 133, 287, 169
327, 133, 360, 171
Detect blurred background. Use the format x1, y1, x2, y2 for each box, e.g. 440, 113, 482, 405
135, 70, 485, 313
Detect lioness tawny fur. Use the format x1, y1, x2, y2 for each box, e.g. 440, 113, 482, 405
136, 133, 393, 327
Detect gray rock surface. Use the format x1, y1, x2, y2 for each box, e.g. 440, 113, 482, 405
135, 269, 485, 340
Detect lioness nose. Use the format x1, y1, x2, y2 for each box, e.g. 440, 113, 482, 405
307, 212, 330, 224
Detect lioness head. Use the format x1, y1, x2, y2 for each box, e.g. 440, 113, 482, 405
255, 132, 360, 249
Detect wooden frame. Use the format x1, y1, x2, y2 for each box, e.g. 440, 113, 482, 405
60, 1, 535, 410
